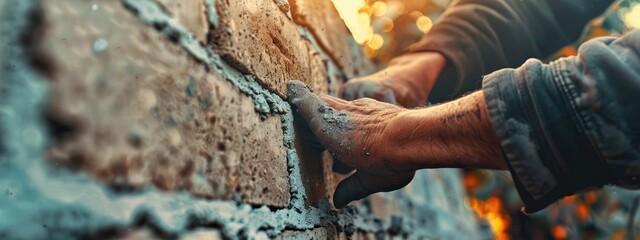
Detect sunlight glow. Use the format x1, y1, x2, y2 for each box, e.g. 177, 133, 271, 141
331, 0, 372, 44
622, 3, 640, 29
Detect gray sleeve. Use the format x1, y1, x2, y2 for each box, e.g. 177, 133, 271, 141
406, 0, 613, 102
482, 30, 640, 213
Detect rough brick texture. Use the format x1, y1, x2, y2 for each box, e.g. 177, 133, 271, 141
0, 0, 479, 239
156, 0, 209, 43
290, 0, 376, 78
209, 0, 327, 96
41, 0, 289, 207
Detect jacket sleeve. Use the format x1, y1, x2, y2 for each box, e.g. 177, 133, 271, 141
482, 30, 640, 213
406, 0, 613, 102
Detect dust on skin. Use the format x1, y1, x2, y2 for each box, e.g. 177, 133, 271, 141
287, 80, 354, 152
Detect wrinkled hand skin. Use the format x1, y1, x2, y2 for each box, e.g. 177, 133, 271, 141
288, 80, 507, 208
340, 52, 446, 108
287, 80, 415, 208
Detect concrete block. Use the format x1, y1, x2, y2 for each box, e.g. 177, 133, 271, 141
369, 193, 401, 220
40, 0, 289, 207
180, 229, 223, 240
156, 0, 209, 43
208, 0, 327, 96
113, 229, 157, 240
289, 0, 377, 78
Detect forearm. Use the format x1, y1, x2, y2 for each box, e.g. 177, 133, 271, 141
387, 91, 506, 170
408, 0, 612, 102
480, 30, 640, 213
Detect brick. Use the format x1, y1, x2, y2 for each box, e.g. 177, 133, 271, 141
289, 0, 376, 79
209, 0, 327, 96
113, 229, 156, 240
272, 0, 290, 14
277, 226, 336, 239
40, 0, 289, 207
180, 229, 223, 240
156, 0, 209, 43
369, 193, 401, 220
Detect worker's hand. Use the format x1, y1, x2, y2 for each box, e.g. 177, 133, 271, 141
340, 52, 446, 108
289, 80, 507, 208
288, 80, 416, 208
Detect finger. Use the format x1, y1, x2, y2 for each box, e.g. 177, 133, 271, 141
287, 80, 328, 134
320, 94, 350, 104
356, 81, 382, 100
339, 83, 358, 101
333, 172, 377, 208
320, 95, 350, 111
287, 81, 351, 147
371, 88, 397, 104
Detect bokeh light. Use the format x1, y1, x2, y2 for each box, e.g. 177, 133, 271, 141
371, 1, 388, 16
416, 15, 433, 32
331, 0, 370, 44
621, 3, 640, 29
332, 0, 449, 63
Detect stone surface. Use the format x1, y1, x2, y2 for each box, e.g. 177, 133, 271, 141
0, 0, 480, 238
289, 0, 377, 79
180, 229, 223, 240
40, 0, 289, 207
156, 0, 209, 43
277, 226, 336, 239
209, 0, 327, 96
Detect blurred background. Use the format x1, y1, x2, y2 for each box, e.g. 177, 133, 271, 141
330, 0, 640, 239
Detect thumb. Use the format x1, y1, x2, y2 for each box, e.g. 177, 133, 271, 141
333, 172, 377, 208
333, 171, 416, 208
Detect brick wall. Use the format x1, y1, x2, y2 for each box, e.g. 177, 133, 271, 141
0, 0, 479, 239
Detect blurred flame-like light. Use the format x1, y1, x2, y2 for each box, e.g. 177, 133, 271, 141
553, 225, 568, 239
470, 197, 511, 240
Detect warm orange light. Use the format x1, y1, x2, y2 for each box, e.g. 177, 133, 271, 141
367, 34, 384, 50
558, 46, 578, 57
381, 17, 394, 32
552, 225, 568, 239
364, 44, 378, 58
561, 195, 577, 205
621, 3, 640, 29
463, 172, 481, 191
371, 1, 388, 17
331, 0, 371, 44
409, 10, 423, 19
416, 16, 433, 33
576, 203, 589, 222
469, 197, 511, 240
586, 192, 598, 205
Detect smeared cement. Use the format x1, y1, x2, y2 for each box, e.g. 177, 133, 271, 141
124, 0, 285, 115
0, 0, 479, 238
203, 0, 219, 29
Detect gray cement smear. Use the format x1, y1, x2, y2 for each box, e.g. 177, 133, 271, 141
0, 0, 478, 239
204, 0, 219, 30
